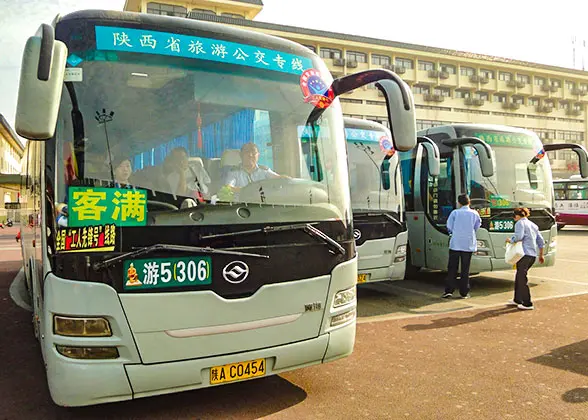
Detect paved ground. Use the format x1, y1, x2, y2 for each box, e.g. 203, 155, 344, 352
1, 226, 587, 419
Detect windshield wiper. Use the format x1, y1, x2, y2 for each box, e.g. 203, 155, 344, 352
356, 211, 403, 228
201, 222, 346, 256
93, 244, 269, 271
200, 222, 318, 240
304, 224, 346, 255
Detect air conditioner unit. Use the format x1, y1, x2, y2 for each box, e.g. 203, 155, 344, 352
393, 66, 406, 74
439, 71, 450, 79
479, 77, 489, 84
347, 60, 358, 68
333, 58, 345, 67
382, 64, 394, 71
428, 69, 439, 78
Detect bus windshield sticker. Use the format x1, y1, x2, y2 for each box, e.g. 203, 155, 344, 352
55, 224, 116, 253
64, 68, 83, 82
489, 219, 515, 232
95, 26, 313, 76
124, 256, 212, 290
489, 194, 511, 208
472, 132, 538, 149
477, 207, 491, 217
68, 187, 147, 227
300, 69, 334, 108
67, 54, 83, 67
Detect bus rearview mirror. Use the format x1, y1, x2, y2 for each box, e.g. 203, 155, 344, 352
327, 69, 417, 152
472, 143, 495, 177
375, 79, 417, 152
420, 142, 440, 177
16, 24, 67, 140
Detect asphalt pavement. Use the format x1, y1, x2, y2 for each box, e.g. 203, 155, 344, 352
1, 226, 587, 419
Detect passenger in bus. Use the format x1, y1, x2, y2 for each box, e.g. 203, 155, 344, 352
506, 207, 545, 310
113, 156, 133, 187
160, 147, 209, 198
442, 194, 481, 299
222, 142, 280, 191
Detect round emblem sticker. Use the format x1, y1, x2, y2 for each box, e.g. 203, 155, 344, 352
379, 135, 395, 156
300, 69, 334, 109
353, 229, 362, 241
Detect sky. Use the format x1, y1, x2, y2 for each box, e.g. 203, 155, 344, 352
2, 0, 588, 131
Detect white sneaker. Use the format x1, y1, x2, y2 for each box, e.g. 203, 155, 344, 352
507, 300, 519, 306
517, 304, 534, 310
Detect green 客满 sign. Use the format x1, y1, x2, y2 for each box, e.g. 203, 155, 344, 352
68, 187, 147, 227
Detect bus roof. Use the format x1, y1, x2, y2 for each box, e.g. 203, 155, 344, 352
343, 117, 389, 132
56, 9, 318, 62
419, 123, 537, 137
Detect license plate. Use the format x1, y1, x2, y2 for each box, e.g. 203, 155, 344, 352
210, 358, 266, 385
358, 273, 369, 283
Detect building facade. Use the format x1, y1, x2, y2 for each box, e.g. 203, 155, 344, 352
0, 114, 24, 221
124, 0, 588, 177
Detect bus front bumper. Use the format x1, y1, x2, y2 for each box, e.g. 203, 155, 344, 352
45, 322, 355, 407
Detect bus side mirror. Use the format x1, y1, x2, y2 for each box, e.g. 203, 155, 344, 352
375, 79, 417, 152
381, 159, 391, 191
472, 143, 495, 177
574, 146, 588, 178
16, 24, 67, 140
419, 141, 440, 177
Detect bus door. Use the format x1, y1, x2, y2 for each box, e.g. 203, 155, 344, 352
422, 148, 458, 271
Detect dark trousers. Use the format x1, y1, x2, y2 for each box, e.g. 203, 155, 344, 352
445, 250, 473, 296
514, 255, 535, 307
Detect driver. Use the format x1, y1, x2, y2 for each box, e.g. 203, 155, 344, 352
222, 143, 281, 192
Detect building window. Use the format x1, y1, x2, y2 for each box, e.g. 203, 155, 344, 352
367, 117, 389, 127
534, 77, 545, 86
304, 45, 316, 53
395, 57, 414, 69
551, 79, 561, 88
574, 103, 583, 111
581, 83, 588, 91
455, 89, 471, 98
528, 97, 539, 106
418, 61, 435, 71
221, 12, 244, 18
475, 91, 489, 101
434, 87, 451, 97
480, 69, 494, 79
517, 74, 530, 84
372, 54, 391, 66
493, 94, 507, 103
460, 66, 475, 76
440, 64, 456, 74
566, 81, 576, 90
147, 2, 188, 16
559, 101, 569, 110
499, 72, 512, 81
413, 85, 430, 95
340, 98, 363, 104
366, 100, 385, 106
346, 51, 367, 63
320, 47, 342, 59
512, 96, 524, 104
544, 99, 555, 108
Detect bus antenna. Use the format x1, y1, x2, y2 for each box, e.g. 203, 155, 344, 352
95, 109, 116, 185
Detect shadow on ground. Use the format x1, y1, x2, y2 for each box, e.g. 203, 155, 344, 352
528, 339, 588, 378
402, 306, 518, 331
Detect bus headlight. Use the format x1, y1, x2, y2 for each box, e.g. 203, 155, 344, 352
56, 345, 119, 359
333, 286, 356, 308
54, 316, 112, 337
476, 240, 487, 249
330, 309, 356, 327
549, 240, 557, 251
395, 245, 407, 256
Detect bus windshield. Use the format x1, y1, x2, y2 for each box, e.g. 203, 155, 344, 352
458, 129, 553, 209
345, 126, 401, 213
52, 23, 350, 227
